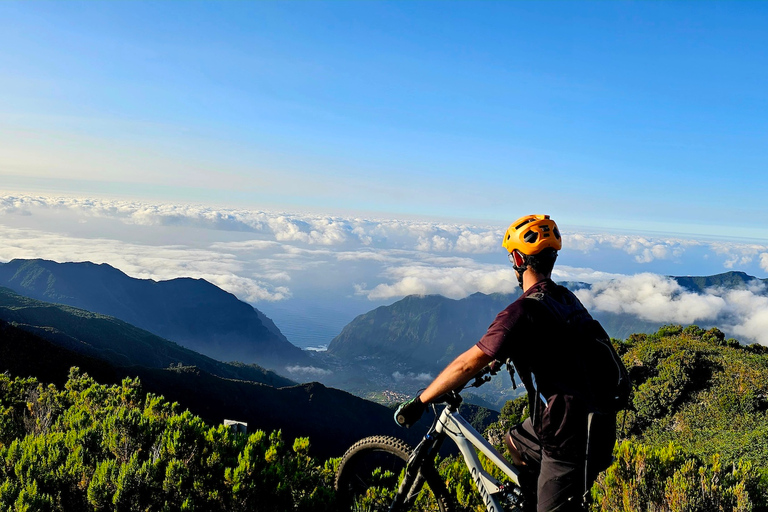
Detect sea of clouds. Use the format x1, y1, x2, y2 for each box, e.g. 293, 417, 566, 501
2, 194, 768, 345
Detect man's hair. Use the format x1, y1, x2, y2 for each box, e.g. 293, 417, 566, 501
529, 248, 558, 276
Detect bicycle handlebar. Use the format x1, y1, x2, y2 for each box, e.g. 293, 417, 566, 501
431, 359, 516, 408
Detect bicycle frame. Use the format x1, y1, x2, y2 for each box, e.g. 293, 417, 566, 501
433, 406, 523, 512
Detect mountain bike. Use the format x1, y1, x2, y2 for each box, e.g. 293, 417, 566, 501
334, 362, 533, 512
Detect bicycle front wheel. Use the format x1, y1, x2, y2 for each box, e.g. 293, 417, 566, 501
335, 435, 453, 512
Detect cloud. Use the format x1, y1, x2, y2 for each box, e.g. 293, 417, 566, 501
392, 372, 434, 382
356, 264, 518, 300
455, 229, 501, 253
285, 365, 333, 377
574, 274, 768, 345
6, 194, 768, 269
575, 274, 725, 324
580, 233, 694, 263
4, 193, 768, 346
710, 242, 766, 270
0, 224, 290, 302
551, 265, 626, 284
209, 240, 282, 251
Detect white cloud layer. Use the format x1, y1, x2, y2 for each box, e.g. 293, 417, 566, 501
356, 264, 518, 300
3, 193, 768, 346
576, 275, 768, 345
575, 274, 725, 324
285, 365, 333, 377
0, 224, 290, 302
392, 372, 434, 383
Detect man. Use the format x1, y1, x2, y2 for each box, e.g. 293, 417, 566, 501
395, 214, 618, 512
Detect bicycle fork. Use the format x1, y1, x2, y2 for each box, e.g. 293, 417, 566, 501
390, 429, 444, 511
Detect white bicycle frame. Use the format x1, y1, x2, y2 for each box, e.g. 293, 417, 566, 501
433, 407, 524, 512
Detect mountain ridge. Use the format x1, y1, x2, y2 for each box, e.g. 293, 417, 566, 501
322, 271, 768, 407
0, 258, 308, 370
0, 318, 428, 460
0, 286, 295, 388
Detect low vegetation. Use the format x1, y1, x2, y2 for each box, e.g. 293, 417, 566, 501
2, 324, 768, 511
0, 369, 338, 511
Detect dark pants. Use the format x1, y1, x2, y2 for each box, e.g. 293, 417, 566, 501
508, 395, 616, 512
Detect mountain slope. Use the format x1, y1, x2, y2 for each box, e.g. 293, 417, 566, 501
324, 273, 768, 405
0, 258, 307, 369
328, 272, 768, 371
328, 292, 517, 372
673, 270, 766, 292
0, 318, 426, 460
0, 287, 294, 387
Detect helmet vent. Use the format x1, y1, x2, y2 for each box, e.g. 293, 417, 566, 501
523, 230, 538, 243
515, 219, 533, 230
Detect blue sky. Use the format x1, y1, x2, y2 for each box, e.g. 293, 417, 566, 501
3, 2, 768, 348
2, 1, 767, 236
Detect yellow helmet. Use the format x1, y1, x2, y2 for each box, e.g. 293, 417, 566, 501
502, 214, 562, 256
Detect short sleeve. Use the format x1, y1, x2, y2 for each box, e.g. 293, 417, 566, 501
476, 301, 528, 359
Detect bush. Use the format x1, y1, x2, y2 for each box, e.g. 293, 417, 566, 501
0, 368, 338, 512
592, 441, 767, 512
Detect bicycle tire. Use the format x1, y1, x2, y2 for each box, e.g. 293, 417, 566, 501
335, 435, 453, 512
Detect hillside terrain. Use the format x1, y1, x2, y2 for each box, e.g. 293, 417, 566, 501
0, 258, 309, 370
1, 322, 767, 511
620, 324, 768, 466
0, 293, 497, 460
0, 287, 293, 387
321, 271, 768, 408
0, 318, 443, 460
4, 258, 765, 411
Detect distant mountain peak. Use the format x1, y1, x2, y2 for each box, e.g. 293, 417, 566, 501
0, 258, 310, 371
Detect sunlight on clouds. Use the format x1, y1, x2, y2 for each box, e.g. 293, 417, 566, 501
710, 242, 766, 270
4, 194, 768, 269
726, 288, 768, 345
455, 229, 501, 253
0, 224, 290, 302
551, 265, 626, 283
4, 193, 768, 345
586, 233, 692, 263
356, 265, 518, 300
575, 275, 768, 345
575, 274, 725, 324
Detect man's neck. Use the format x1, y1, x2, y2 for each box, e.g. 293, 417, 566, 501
522, 270, 550, 293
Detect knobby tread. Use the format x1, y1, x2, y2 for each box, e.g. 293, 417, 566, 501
335, 435, 453, 512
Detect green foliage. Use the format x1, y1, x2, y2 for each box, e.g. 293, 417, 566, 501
0, 367, 337, 512
620, 324, 768, 467
469, 323, 768, 510
5, 319, 768, 511
591, 441, 766, 512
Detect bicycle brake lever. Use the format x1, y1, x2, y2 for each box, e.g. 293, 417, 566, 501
471, 375, 491, 387
488, 359, 502, 375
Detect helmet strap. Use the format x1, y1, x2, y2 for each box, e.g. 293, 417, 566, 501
511, 250, 529, 290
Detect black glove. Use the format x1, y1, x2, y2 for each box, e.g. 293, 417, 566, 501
394, 395, 427, 428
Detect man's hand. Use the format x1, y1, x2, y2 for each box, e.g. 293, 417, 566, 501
394, 396, 427, 428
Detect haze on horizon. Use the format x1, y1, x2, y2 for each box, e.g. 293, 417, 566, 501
2, 2, 768, 346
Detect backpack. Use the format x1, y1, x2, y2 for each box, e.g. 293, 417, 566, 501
526, 289, 632, 413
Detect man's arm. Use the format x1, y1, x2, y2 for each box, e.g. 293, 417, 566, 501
419, 345, 494, 403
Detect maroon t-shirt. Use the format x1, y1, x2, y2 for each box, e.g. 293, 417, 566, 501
479, 279, 613, 458
476, 278, 592, 403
